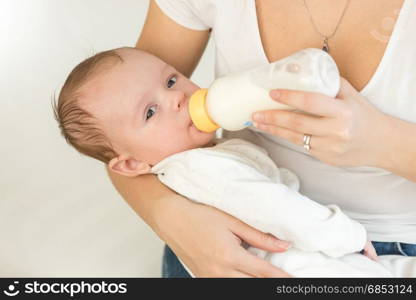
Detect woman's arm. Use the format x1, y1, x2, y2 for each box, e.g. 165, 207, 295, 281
135, 0, 210, 77
108, 163, 290, 279
108, 0, 290, 277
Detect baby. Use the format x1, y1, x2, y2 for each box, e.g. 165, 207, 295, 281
54, 47, 415, 277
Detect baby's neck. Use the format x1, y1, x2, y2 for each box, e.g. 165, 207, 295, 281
149, 138, 223, 169
202, 141, 216, 148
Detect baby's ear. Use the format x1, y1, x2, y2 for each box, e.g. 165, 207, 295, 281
108, 156, 151, 177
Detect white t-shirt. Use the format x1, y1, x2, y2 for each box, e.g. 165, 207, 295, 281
155, 0, 416, 243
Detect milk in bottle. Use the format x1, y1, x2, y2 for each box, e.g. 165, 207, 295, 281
189, 48, 341, 132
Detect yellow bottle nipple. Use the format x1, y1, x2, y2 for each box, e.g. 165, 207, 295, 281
188, 88, 219, 133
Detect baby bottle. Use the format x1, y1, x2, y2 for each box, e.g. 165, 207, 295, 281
189, 48, 340, 132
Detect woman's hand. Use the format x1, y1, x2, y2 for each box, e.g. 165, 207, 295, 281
156, 197, 291, 277
252, 77, 392, 168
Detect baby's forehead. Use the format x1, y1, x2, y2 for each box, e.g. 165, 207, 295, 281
80, 48, 170, 105
118, 48, 167, 68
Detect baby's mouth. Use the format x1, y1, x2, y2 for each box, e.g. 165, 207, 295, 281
188, 118, 202, 132
186, 96, 201, 131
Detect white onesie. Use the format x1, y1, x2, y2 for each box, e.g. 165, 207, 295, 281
151, 139, 416, 277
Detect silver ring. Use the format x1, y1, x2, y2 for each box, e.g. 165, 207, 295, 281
303, 134, 311, 151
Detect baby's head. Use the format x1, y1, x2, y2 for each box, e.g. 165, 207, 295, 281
54, 47, 214, 176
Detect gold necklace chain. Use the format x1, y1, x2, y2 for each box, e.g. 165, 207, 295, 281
303, 0, 351, 53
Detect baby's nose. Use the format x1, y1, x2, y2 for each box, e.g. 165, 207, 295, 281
171, 91, 186, 111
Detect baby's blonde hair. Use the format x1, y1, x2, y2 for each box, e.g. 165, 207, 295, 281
53, 49, 124, 163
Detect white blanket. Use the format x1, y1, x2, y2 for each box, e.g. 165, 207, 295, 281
152, 138, 416, 277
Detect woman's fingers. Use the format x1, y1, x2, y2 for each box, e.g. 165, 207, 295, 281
253, 110, 330, 137
253, 122, 304, 145
227, 221, 291, 278
236, 249, 291, 278
165, 203, 291, 278
253, 119, 328, 151
230, 219, 291, 252
251, 121, 340, 159
250, 77, 389, 168
269, 88, 340, 117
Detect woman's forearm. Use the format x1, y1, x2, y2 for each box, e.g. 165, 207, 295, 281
106, 168, 185, 234
377, 115, 416, 182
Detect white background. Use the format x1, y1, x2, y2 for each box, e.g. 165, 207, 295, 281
0, 0, 214, 277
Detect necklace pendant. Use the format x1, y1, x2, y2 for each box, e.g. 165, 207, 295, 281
322, 38, 329, 53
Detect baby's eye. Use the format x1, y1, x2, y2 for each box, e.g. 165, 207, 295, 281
167, 75, 177, 88
146, 105, 157, 120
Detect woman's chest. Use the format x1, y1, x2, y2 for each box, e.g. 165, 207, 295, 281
254, 0, 405, 92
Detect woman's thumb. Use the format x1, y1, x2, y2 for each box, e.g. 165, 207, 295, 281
233, 222, 291, 252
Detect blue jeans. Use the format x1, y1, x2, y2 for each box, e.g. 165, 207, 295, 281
372, 241, 416, 256
162, 246, 191, 278
161, 242, 416, 278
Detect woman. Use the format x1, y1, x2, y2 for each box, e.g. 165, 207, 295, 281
109, 0, 416, 277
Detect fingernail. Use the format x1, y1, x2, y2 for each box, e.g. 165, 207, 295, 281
271, 90, 280, 100
277, 240, 292, 250
252, 113, 263, 122
243, 121, 253, 126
